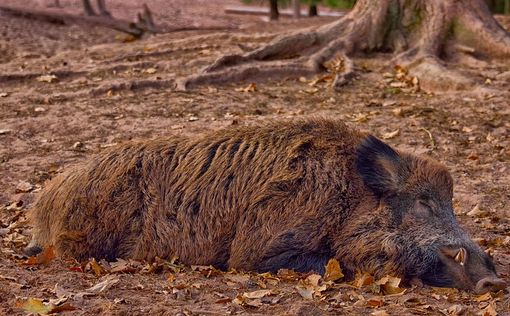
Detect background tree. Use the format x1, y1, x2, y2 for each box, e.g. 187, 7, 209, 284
181, 0, 510, 92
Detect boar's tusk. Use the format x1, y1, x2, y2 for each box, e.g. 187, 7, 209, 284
454, 247, 467, 266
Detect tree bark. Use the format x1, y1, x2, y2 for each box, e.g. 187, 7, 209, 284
82, 0, 96, 16
269, 0, 279, 21
308, 4, 318, 17
180, 0, 510, 92
292, 0, 301, 18
96, 0, 111, 16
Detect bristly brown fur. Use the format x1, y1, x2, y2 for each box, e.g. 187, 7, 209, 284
26, 118, 501, 289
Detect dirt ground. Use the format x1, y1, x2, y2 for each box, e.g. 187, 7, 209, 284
1, 1, 510, 315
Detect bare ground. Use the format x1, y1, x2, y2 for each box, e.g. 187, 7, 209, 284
0, 1, 510, 315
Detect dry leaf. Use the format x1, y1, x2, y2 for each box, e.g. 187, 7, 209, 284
324, 259, 344, 282
376, 276, 405, 295
15, 298, 75, 315
474, 292, 492, 302
235, 83, 257, 92
15, 181, 34, 193
0, 92, 9, 97
84, 276, 120, 294
371, 311, 389, 316
382, 129, 400, 140
354, 272, 374, 288
24, 245, 55, 266
466, 204, 489, 218
367, 297, 385, 308
305, 274, 322, 287
145, 68, 157, 74
36, 75, 58, 83
482, 303, 497, 316
0, 129, 12, 135
16, 298, 52, 314
447, 304, 466, 315
295, 285, 314, 300
242, 289, 272, 299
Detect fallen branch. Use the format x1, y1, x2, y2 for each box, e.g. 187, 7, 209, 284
0, 4, 158, 37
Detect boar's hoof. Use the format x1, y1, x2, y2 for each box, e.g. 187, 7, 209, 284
475, 277, 507, 294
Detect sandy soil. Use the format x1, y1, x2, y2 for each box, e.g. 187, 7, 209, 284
1, 1, 510, 315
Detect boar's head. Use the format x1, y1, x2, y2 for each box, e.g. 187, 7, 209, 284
353, 136, 506, 294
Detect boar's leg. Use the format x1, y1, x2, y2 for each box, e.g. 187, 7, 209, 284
229, 228, 332, 274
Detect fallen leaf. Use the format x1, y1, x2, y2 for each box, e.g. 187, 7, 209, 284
447, 304, 466, 315
295, 285, 314, 300
36, 75, 58, 83
482, 303, 497, 316
87, 258, 105, 277
16, 298, 52, 314
0, 92, 8, 97
305, 274, 322, 287
354, 272, 374, 288
235, 83, 257, 92
83, 276, 120, 295
242, 289, 272, 299
474, 292, 492, 302
466, 204, 489, 218
15, 298, 76, 315
145, 68, 157, 74
0, 129, 12, 135
371, 310, 389, 316
324, 259, 344, 282
376, 276, 405, 295
367, 297, 385, 308
15, 181, 34, 193
382, 129, 400, 140
24, 245, 55, 266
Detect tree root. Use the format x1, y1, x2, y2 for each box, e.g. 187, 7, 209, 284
0, 4, 158, 38
180, 0, 510, 92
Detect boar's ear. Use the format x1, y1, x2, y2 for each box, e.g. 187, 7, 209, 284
355, 135, 403, 197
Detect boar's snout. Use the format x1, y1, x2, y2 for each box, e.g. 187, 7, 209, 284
475, 277, 506, 294
435, 246, 506, 293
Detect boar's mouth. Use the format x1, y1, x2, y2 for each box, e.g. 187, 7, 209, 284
417, 247, 506, 293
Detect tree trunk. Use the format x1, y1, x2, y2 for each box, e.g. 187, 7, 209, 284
292, 0, 301, 18
180, 0, 510, 92
308, 4, 318, 17
82, 0, 96, 16
96, 0, 111, 16
269, 0, 279, 21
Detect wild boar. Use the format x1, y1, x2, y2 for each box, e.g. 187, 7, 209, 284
25, 119, 506, 293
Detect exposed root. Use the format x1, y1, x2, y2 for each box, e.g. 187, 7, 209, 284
178, 58, 318, 91
0, 4, 159, 38
180, 0, 510, 91
91, 78, 176, 96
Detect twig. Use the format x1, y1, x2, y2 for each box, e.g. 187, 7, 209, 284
419, 127, 436, 150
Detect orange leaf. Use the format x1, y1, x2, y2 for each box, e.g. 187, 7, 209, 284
24, 246, 55, 266
324, 259, 344, 282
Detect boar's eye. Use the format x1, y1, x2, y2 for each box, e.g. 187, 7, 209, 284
413, 199, 434, 216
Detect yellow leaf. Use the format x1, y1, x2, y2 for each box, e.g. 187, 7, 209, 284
474, 292, 492, 302
324, 259, 344, 282
16, 298, 52, 314
235, 83, 257, 92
